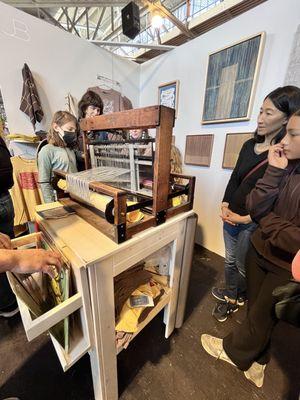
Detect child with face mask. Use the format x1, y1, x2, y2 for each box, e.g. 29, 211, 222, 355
38, 111, 79, 203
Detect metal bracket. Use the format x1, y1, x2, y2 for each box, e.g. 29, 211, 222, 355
156, 210, 166, 225
116, 223, 126, 243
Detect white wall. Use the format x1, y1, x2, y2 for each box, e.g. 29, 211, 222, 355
139, 0, 300, 256
0, 1, 140, 135
1, 0, 299, 256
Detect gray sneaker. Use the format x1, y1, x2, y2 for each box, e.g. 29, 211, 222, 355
212, 287, 247, 306
211, 287, 227, 302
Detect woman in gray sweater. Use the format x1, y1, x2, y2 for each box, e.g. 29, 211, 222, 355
38, 111, 78, 203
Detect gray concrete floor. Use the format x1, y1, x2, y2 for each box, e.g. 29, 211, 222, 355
0, 245, 299, 400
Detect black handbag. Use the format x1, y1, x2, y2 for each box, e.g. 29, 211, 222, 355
272, 281, 300, 327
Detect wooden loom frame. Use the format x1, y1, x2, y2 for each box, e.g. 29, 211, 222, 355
54, 105, 195, 243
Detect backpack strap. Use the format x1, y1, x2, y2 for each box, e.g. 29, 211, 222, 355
242, 159, 268, 183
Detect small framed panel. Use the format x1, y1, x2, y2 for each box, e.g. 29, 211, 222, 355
158, 80, 179, 117
184, 134, 214, 167
202, 32, 265, 124
285, 24, 300, 86
222, 132, 254, 169
0, 87, 10, 136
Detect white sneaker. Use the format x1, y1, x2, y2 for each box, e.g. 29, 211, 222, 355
200, 334, 236, 366
244, 362, 266, 388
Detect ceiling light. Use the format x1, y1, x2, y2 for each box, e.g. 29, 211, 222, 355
151, 13, 163, 30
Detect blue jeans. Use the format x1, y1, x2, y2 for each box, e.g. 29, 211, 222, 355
223, 222, 257, 300
0, 192, 16, 309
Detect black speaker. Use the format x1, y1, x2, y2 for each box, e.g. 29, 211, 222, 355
121, 2, 140, 40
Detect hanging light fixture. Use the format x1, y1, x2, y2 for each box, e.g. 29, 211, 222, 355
151, 11, 163, 30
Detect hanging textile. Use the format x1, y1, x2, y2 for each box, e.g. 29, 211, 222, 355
121, 96, 133, 111
89, 87, 122, 114
88, 87, 133, 113
65, 93, 77, 117
9, 156, 43, 225
20, 63, 44, 129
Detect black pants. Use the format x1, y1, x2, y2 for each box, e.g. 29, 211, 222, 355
223, 244, 291, 371
0, 192, 16, 310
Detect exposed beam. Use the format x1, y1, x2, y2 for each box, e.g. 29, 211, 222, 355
38, 8, 68, 32
155, 27, 161, 44
4, 1, 127, 7
65, 7, 70, 30
86, 8, 90, 39
72, 7, 78, 25
111, 6, 114, 32
73, 8, 88, 26
92, 7, 106, 40
102, 24, 123, 41
141, 0, 194, 39
57, 9, 64, 22
61, 7, 80, 36
186, 0, 191, 19
90, 40, 176, 51
147, 28, 155, 41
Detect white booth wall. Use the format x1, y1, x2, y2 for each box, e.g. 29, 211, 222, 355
1, 0, 300, 257
0, 1, 140, 135
139, 0, 300, 256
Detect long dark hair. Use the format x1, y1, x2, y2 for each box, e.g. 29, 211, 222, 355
254, 85, 300, 144
78, 90, 104, 119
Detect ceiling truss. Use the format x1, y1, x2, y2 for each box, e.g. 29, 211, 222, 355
3, 0, 267, 63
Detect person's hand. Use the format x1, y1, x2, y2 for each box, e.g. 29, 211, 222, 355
268, 144, 288, 170
292, 250, 300, 282
11, 249, 62, 278
0, 233, 12, 249
223, 210, 252, 225
220, 203, 236, 225
220, 205, 230, 220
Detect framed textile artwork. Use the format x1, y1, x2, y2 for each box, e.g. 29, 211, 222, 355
158, 80, 179, 117
202, 32, 265, 124
0, 88, 9, 135
184, 134, 214, 167
222, 132, 254, 169
285, 24, 300, 86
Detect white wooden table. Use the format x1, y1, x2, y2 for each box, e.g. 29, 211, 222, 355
10, 202, 197, 400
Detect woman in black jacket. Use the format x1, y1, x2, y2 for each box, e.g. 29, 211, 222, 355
0, 136, 18, 317
212, 86, 300, 322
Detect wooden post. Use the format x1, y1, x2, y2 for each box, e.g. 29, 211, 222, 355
82, 131, 91, 170
114, 192, 127, 243
152, 106, 175, 224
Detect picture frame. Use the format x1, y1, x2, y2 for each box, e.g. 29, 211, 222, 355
202, 32, 266, 124
0, 87, 9, 136
285, 24, 300, 87
184, 134, 214, 167
222, 132, 254, 169
158, 80, 179, 117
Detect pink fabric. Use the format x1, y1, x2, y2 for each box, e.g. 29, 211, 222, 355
292, 250, 300, 282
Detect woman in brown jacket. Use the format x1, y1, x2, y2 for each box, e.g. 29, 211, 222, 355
201, 110, 300, 387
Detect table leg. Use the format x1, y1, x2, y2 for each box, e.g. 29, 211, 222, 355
88, 259, 118, 400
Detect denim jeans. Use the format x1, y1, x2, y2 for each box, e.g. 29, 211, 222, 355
223, 222, 257, 300
0, 192, 16, 309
